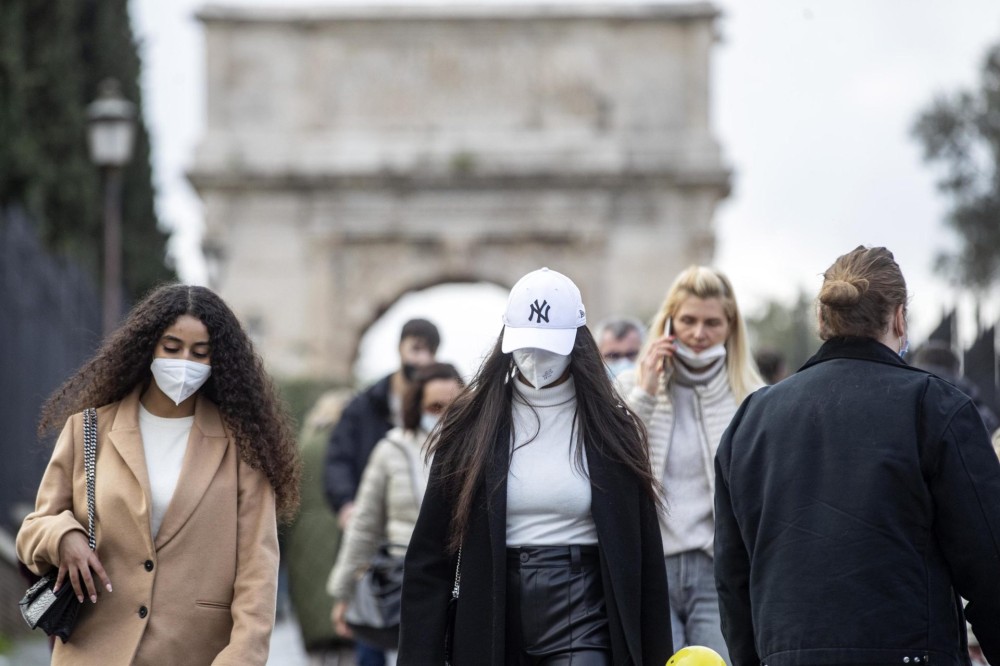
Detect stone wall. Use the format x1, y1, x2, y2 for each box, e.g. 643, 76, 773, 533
191, 2, 730, 382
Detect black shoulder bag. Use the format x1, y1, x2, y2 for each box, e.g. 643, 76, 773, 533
344, 543, 406, 650
19, 407, 98, 643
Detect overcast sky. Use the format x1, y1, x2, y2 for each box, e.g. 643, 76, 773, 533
130, 0, 1000, 378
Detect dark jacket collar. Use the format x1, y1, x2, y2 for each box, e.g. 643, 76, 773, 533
799, 336, 915, 373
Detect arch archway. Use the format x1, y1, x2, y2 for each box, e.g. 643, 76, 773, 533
353, 281, 509, 386
191, 4, 730, 384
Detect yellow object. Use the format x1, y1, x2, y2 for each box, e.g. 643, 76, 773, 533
666, 646, 727, 666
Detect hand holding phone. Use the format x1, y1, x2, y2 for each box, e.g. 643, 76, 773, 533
662, 318, 675, 373
637, 317, 675, 396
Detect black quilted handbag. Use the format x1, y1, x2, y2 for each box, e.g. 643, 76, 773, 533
344, 544, 406, 650
19, 407, 98, 643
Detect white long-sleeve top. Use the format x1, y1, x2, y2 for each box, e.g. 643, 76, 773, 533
506, 375, 598, 547
138, 404, 192, 538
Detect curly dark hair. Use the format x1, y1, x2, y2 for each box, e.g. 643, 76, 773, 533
39, 284, 301, 521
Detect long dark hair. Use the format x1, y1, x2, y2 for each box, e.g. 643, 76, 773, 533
38, 284, 302, 521
427, 326, 661, 553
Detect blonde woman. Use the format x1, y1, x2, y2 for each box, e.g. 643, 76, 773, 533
618, 265, 762, 661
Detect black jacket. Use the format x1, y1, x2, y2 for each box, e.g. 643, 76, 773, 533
324, 374, 393, 512
715, 337, 1000, 666
398, 424, 672, 665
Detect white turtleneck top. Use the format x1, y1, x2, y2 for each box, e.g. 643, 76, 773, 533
506, 374, 598, 546
662, 357, 725, 555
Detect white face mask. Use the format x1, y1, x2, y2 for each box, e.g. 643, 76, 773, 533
512, 348, 571, 388
673, 341, 727, 370
420, 413, 439, 434
606, 358, 635, 379
150, 358, 212, 406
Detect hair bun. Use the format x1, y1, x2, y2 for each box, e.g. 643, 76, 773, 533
819, 279, 867, 308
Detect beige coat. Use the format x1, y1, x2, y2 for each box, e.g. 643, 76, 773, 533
16, 389, 279, 666
327, 427, 428, 601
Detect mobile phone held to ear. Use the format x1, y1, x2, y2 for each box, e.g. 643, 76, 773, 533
662, 318, 673, 372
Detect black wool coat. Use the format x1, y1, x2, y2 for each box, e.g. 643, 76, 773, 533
398, 424, 672, 666
324, 373, 393, 512
715, 337, 1000, 666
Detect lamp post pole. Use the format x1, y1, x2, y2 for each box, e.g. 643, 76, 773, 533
87, 78, 135, 338
101, 166, 124, 337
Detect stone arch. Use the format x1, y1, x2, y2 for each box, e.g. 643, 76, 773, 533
190, 3, 731, 384
347, 273, 512, 381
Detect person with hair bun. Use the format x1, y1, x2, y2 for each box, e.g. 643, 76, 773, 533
714, 246, 1000, 666
617, 265, 762, 660
17, 284, 299, 665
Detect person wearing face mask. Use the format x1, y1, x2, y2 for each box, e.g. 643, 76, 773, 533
398, 268, 672, 666
594, 315, 646, 381
325, 319, 440, 666
714, 246, 1000, 666
324, 318, 440, 527
16, 285, 300, 666
327, 362, 464, 663
617, 265, 763, 661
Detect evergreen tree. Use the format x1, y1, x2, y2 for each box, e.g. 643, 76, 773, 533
913, 42, 1000, 294
0, 0, 173, 298
746, 290, 819, 374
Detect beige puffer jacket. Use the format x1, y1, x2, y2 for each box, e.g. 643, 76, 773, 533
327, 427, 429, 601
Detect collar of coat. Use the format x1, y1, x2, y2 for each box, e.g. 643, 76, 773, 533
104, 387, 231, 551
799, 336, 914, 373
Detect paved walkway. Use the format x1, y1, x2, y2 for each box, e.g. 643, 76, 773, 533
7, 617, 310, 665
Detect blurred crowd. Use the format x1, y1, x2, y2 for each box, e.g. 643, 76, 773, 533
14, 249, 999, 666
282, 251, 1000, 666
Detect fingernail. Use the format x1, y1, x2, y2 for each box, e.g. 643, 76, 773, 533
106, 584, 113, 592
77, 596, 84, 603
91, 595, 97, 604
53, 586, 59, 593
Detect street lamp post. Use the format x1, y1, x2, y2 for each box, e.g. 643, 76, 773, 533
87, 78, 136, 337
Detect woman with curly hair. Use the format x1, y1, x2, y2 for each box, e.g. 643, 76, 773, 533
17, 284, 300, 666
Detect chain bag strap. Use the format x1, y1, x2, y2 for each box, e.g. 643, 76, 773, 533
444, 545, 462, 664
19, 407, 99, 642
451, 546, 462, 601
83, 407, 97, 551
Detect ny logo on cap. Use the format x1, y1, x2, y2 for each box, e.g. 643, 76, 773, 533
529, 299, 551, 323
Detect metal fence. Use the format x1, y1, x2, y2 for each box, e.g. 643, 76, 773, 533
0, 207, 101, 534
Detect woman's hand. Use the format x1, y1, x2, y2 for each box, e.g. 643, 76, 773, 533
331, 600, 353, 638
637, 335, 676, 396
55, 530, 112, 604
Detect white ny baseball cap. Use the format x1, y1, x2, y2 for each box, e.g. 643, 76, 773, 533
501, 267, 587, 355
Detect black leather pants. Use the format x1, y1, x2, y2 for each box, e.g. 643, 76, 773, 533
505, 545, 612, 666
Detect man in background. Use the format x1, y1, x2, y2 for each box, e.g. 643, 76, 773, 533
323, 318, 439, 666
325, 318, 440, 527
594, 315, 645, 379
911, 341, 999, 433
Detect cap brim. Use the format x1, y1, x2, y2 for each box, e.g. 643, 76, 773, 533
501, 325, 577, 355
